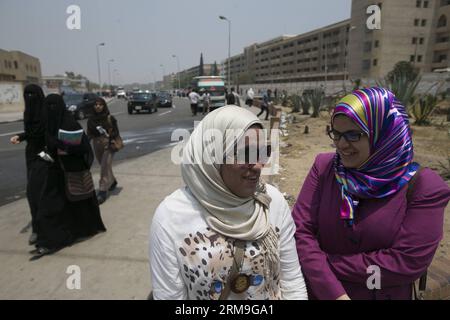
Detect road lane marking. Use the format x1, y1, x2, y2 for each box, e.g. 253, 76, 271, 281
0, 131, 22, 137
158, 110, 172, 116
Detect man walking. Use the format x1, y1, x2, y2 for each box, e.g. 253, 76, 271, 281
188, 89, 201, 116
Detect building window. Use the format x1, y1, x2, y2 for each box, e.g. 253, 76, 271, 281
423, 1, 429, 8
14, 61, 18, 69
364, 42, 372, 52
416, 0, 421, 7
362, 59, 371, 70
419, 37, 424, 44
414, 19, 420, 26
438, 15, 447, 27
374, 40, 379, 48
417, 55, 423, 62
4, 60, 8, 68
421, 19, 426, 26
412, 37, 417, 44
441, 0, 450, 6
410, 55, 415, 62
373, 59, 378, 66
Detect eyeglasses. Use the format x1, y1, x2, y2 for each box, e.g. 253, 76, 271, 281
224, 145, 272, 165
327, 128, 365, 142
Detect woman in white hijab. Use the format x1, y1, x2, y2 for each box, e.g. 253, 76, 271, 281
149, 106, 307, 300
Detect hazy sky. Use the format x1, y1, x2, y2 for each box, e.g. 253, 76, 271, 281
0, 0, 351, 85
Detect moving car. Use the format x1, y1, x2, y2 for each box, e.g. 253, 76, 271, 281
127, 92, 159, 114
63, 92, 99, 120
116, 87, 126, 99
157, 91, 172, 108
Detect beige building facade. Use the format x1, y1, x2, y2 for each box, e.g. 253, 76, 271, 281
0, 49, 42, 84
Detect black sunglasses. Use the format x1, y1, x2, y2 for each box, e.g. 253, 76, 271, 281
327, 128, 365, 142
224, 144, 272, 165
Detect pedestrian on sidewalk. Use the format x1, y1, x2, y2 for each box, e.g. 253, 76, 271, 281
188, 89, 201, 116
292, 87, 450, 300
10, 84, 47, 246
87, 98, 120, 204
30, 94, 106, 260
257, 89, 271, 120
226, 87, 236, 105
149, 106, 307, 300
200, 89, 211, 115
232, 87, 241, 107
245, 87, 255, 107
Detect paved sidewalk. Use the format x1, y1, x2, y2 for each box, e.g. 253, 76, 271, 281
0, 146, 182, 299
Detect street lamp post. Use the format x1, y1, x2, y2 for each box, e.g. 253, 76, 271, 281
107, 59, 114, 88
219, 15, 231, 88
160, 64, 166, 90
172, 54, 181, 90
96, 42, 105, 90
113, 69, 118, 86
344, 26, 356, 87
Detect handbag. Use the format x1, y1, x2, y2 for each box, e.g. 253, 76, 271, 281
59, 159, 95, 202
107, 115, 124, 152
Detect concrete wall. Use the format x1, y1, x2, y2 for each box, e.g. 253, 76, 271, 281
238, 72, 450, 97
0, 82, 24, 113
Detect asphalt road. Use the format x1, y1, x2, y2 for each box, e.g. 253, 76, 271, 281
0, 97, 197, 207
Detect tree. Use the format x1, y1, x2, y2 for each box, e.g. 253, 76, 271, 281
65, 71, 76, 79
199, 53, 204, 76
378, 61, 421, 110
212, 61, 219, 76
387, 61, 419, 83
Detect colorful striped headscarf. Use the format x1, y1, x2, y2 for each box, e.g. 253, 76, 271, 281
332, 87, 420, 225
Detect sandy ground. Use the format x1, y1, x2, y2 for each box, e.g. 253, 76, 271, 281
274, 109, 450, 260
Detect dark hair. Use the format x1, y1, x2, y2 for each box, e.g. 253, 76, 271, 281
95, 97, 107, 107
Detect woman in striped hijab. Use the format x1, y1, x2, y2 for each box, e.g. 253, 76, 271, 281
292, 87, 450, 300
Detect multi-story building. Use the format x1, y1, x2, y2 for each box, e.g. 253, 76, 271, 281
0, 49, 42, 84
348, 0, 448, 79
176, 63, 221, 87
223, 0, 449, 85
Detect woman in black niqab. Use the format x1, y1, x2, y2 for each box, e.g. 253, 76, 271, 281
10, 84, 47, 245
31, 94, 106, 259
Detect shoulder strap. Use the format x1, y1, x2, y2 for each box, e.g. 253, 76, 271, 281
406, 166, 423, 204
219, 240, 245, 300
406, 165, 428, 299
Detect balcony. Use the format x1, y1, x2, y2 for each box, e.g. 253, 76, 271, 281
432, 60, 448, 69
436, 25, 450, 34
434, 41, 450, 51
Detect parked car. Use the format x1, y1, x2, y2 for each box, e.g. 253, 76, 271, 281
116, 87, 126, 99
127, 92, 159, 114
63, 92, 99, 120
157, 91, 173, 108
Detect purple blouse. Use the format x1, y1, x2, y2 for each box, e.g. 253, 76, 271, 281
293, 153, 450, 300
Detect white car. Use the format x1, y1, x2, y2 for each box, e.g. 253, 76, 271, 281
117, 87, 126, 99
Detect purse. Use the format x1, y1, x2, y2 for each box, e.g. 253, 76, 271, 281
59, 159, 95, 202
107, 115, 124, 152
